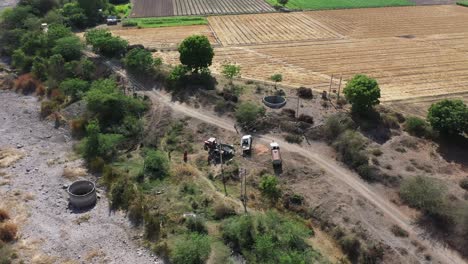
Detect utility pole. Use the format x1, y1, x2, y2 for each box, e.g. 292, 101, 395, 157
219, 139, 227, 196
337, 75, 343, 101
240, 168, 247, 213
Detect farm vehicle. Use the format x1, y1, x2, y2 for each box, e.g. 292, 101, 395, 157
204, 137, 235, 163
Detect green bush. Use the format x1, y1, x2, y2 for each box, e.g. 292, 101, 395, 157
110, 177, 136, 210
235, 102, 266, 127
83, 120, 123, 160
52, 36, 83, 61
400, 176, 446, 215
185, 217, 207, 234
284, 134, 302, 144
457, 1, 468, 7
259, 175, 281, 203
404, 116, 432, 138
332, 130, 369, 170
323, 113, 355, 141
59, 78, 90, 101
427, 99, 468, 136
85, 29, 128, 58
123, 47, 158, 73
338, 235, 361, 261
144, 150, 170, 179
171, 233, 211, 264
144, 212, 161, 241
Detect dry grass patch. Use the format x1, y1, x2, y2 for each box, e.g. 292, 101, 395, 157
62, 166, 87, 180
0, 222, 18, 242
172, 163, 199, 179
0, 148, 24, 168
84, 249, 105, 262
0, 209, 10, 222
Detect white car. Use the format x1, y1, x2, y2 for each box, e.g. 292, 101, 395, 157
241, 135, 252, 154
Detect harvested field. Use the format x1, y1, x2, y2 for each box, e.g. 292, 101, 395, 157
130, 0, 174, 18
151, 5, 468, 103
111, 25, 217, 49
208, 13, 343, 46
173, 0, 275, 16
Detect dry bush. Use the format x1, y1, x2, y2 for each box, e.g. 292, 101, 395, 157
0, 148, 24, 168
172, 163, 199, 178
13, 74, 44, 95
0, 222, 18, 242
297, 114, 314, 124
297, 87, 313, 99
281, 108, 296, 118
88, 157, 105, 173
50, 89, 66, 104
213, 202, 236, 220
0, 209, 9, 222
62, 167, 87, 180
70, 118, 87, 139
391, 225, 409, 237
40, 100, 59, 118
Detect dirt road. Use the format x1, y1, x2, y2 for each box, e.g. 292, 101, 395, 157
0, 91, 160, 263
144, 90, 466, 264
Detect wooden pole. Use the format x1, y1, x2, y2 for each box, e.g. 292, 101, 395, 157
337, 75, 343, 100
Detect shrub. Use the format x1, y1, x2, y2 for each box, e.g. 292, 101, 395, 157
122, 20, 137, 27
0, 210, 9, 223
52, 36, 83, 61
144, 212, 161, 241
343, 74, 381, 114
123, 48, 156, 74
297, 114, 314, 124
332, 130, 369, 170
323, 113, 355, 141
459, 179, 468, 191
40, 100, 59, 118
178, 35, 214, 73
427, 99, 467, 136
235, 102, 266, 127
144, 150, 170, 180
284, 134, 302, 144
60, 78, 90, 101
110, 178, 136, 210
171, 233, 211, 264
222, 63, 241, 82
85, 29, 128, 58
185, 217, 207, 234
70, 118, 87, 139
88, 156, 105, 173
270, 73, 282, 88
128, 197, 144, 226
297, 87, 313, 99
0, 222, 17, 242
338, 235, 361, 261
400, 176, 446, 215
391, 225, 409, 237
404, 116, 431, 138
13, 74, 43, 95
259, 175, 281, 203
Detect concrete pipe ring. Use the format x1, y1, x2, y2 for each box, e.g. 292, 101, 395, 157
67, 180, 97, 209
262, 96, 287, 109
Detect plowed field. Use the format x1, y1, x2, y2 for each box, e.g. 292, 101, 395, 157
130, 0, 174, 17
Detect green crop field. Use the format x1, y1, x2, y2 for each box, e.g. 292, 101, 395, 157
265, 0, 414, 10
457, 1, 468, 7
124, 16, 207, 28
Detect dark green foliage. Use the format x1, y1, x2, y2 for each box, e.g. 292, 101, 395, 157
85, 79, 147, 126
77, 0, 106, 26
390, 225, 409, 237
404, 116, 432, 138
64, 57, 96, 80
427, 99, 468, 136
144, 150, 170, 179
85, 29, 128, 58
19, 0, 58, 15
123, 47, 158, 73
343, 74, 381, 113
0, 6, 35, 29
47, 54, 66, 81
185, 217, 207, 234
46, 23, 72, 48
62, 2, 87, 29
323, 113, 355, 141
110, 177, 136, 210
31, 56, 47, 81
460, 179, 468, 191
284, 134, 303, 144
332, 130, 369, 170
171, 233, 211, 264
400, 176, 446, 215
235, 102, 266, 127
221, 211, 319, 263
144, 212, 161, 241
297, 87, 313, 99
259, 175, 281, 203
338, 235, 361, 261
59, 78, 90, 101
113, 115, 144, 138
178, 35, 214, 72
12, 49, 33, 73
52, 36, 83, 61
19, 31, 48, 57
83, 120, 123, 160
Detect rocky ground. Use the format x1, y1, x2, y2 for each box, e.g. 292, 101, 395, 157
0, 91, 160, 264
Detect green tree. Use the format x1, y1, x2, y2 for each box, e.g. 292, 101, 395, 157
85, 29, 128, 58
52, 36, 83, 61
343, 74, 381, 113
20, 31, 48, 57
178, 35, 214, 73
270, 73, 283, 89
83, 119, 123, 160
46, 23, 72, 48
12, 49, 33, 73
31, 57, 47, 81
144, 150, 170, 180
123, 48, 156, 73
60, 78, 90, 101
47, 54, 66, 81
171, 233, 211, 264
427, 99, 468, 136
77, 0, 106, 26
62, 2, 87, 29
259, 175, 281, 202
222, 63, 241, 83
235, 102, 266, 127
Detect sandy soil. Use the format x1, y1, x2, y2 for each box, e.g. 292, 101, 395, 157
0, 91, 161, 264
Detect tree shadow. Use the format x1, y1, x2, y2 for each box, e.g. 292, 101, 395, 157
351, 109, 394, 144
435, 135, 468, 168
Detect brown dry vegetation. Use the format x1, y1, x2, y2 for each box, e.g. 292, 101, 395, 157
0, 148, 24, 168
0, 222, 18, 242
13, 74, 45, 95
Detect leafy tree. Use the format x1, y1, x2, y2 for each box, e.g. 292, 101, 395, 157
43, 9, 65, 25
31, 57, 47, 81
0, 28, 27, 55
171, 233, 211, 264
144, 150, 170, 179
83, 119, 123, 160
62, 2, 87, 29
235, 102, 266, 127
400, 176, 446, 215
0, 6, 35, 29
278, 0, 288, 7
12, 49, 33, 73
47, 54, 66, 81
270, 73, 282, 89
343, 74, 381, 113
123, 48, 156, 73
259, 175, 281, 202
178, 35, 214, 73
77, 0, 106, 26
64, 57, 95, 80
60, 78, 90, 101
85, 29, 128, 58
52, 36, 83, 61
46, 23, 72, 48
20, 31, 48, 57
85, 28, 112, 45
222, 63, 241, 83
427, 99, 468, 136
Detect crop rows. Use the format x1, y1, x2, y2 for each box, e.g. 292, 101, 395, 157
172, 0, 275, 16
208, 13, 342, 46
130, 0, 174, 17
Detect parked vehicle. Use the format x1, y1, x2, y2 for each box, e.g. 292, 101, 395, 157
106, 16, 118, 25
241, 135, 252, 155
270, 142, 282, 167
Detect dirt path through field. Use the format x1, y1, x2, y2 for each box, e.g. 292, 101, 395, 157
144, 90, 466, 264
0, 91, 160, 263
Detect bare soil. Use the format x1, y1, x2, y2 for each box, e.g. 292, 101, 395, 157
0, 91, 161, 264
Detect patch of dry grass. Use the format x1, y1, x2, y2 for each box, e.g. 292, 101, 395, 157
0, 222, 18, 242
0, 148, 24, 168
0, 209, 10, 222
62, 167, 87, 180
172, 163, 199, 179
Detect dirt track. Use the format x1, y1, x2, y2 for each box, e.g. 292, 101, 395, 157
144, 90, 466, 264
0, 91, 160, 263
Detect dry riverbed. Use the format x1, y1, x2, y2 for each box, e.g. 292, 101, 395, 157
0, 91, 160, 264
